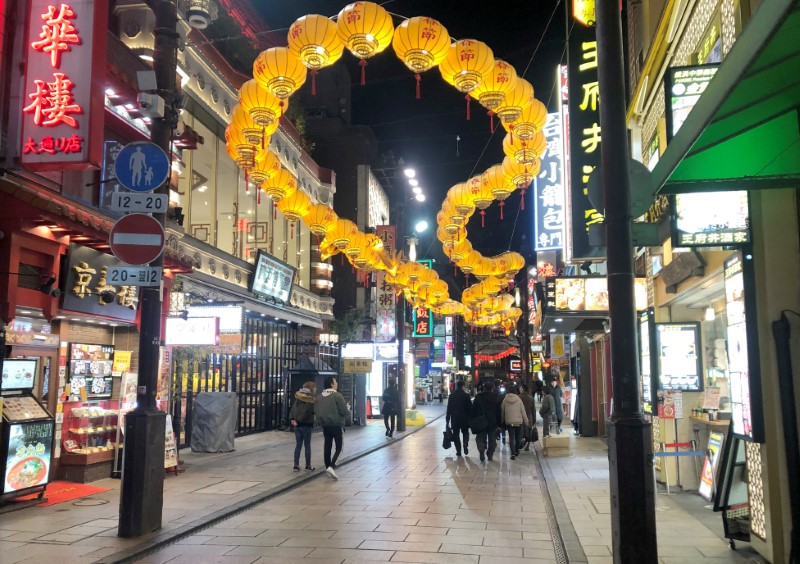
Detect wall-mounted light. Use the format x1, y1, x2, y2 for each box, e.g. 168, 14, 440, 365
705, 307, 716, 321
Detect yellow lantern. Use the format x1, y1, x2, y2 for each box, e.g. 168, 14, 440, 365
344, 230, 368, 260
466, 174, 494, 226
253, 47, 308, 100
262, 168, 298, 204
439, 200, 461, 235
456, 250, 481, 275
469, 59, 518, 110
319, 236, 339, 260
479, 276, 503, 296
479, 163, 512, 220
445, 182, 475, 221
392, 16, 450, 98
494, 77, 534, 124
429, 279, 449, 304
448, 239, 473, 263
288, 14, 344, 95
502, 156, 541, 189
398, 260, 424, 283
503, 98, 547, 141
277, 190, 312, 238
503, 130, 546, 166
439, 39, 494, 94
417, 267, 439, 289
336, 2, 394, 83
472, 256, 495, 280
224, 124, 259, 164
437, 226, 463, 250
230, 104, 265, 147
303, 203, 338, 237
238, 79, 285, 130
248, 150, 282, 187
328, 219, 359, 250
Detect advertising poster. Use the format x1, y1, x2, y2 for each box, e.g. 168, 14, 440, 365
656, 323, 703, 391
699, 431, 725, 501
251, 251, 295, 303
724, 252, 755, 440
639, 312, 653, 414
112, 351, 132, 374
547, 277, 648, 312
164, 414, 178, 469
666, 64, 719, 139
4, 421, 54, 493
1, 359, 38, 391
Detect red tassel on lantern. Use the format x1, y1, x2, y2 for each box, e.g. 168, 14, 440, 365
245, 171, 249, 194
311, 69, 317, 96
273, 202, 277, 221
415, 73, 421, 99
488, 110, 494, 133
519, 188, 526, 211
340, 253, 344, 265
359, 60, 367, 85
257, 190, 261, 205
480, 209, 486, 227
465, 94, 471, 120
500, 201, 505, 220
510, 124, 514, 144
290, 221, 295, 239
261, 127, 265, 149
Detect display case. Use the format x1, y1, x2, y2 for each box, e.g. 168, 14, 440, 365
57, 400, 120, 483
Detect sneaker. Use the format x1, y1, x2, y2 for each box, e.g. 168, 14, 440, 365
293, 465, 300, 471
385, 429, 390, 436
325, 467, 338, 480
464, 447, 469, 455
456, 452, 462, 457
305, 465, 315, 471
389, 431, 393, 437
479, 452, 485, 462
511, 455, 516, 460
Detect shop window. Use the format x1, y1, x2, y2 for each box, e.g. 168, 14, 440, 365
188, 118, 217, 245
216, 140, 239, 256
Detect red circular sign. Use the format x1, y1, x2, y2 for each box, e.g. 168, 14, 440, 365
109, 213, 165, 265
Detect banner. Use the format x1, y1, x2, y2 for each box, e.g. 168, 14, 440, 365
375, 225, 396, 343
534, 113, 565, 251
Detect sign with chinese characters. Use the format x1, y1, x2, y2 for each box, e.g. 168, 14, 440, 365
665, 64, 719, 140
375, 226, 396, 343
164, 317, 220, 346
343, 358, 373, 373
544, 277, 648, 312
111, 351, 132, 373
413, 306, 433, 339
3, 421, 54, 494
62, 245, 140, 322
674, 191, 749, 247
251, 251, 295, 303
21, 0, 107, 170
572, 0, 596, 26
566, 25, 605, 260
534, 113, 565, 251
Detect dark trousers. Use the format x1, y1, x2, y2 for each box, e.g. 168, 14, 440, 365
507, 425, 522, 455
293, 426, 312, 467
322, 426, 343, 469
476, 427, 497, 459
451, 425, 469, 454
384, 413, 396, 432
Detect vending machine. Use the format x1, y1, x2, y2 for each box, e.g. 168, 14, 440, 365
1, 358, 55, 501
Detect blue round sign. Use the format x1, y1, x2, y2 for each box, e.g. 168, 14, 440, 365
114, 142, 170, 193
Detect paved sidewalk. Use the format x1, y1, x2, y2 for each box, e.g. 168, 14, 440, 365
0, 404, 446, 564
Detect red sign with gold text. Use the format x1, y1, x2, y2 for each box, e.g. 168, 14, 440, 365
21, 0, 106, 171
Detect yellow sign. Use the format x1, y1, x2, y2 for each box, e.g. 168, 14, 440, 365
343, 358, 373, 373
573, 0, 596, 26
113, 351, 132, 373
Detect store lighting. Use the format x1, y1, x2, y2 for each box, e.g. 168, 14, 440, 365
414, 220, 428, 233
705, 307, 716, 321
105, 88, 116, 97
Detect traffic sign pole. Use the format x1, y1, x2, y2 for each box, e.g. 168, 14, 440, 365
118, 0, 176, 540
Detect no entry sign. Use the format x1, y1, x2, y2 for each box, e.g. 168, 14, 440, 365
109, 213, 165, 266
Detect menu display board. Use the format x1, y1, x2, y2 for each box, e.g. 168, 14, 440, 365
725, 252, 753, 439
2, 396, 50, 421
164, 317, 220, 346
665, 64, 720, 139
3, 420, 54, 493
1, 359, 38, 392
674, 191, 750, 247
251, 251, 295, 303
69, 343, 114, 400
546, 277, 648, 312
639, 311, 654, 414
656, 323, 703, 391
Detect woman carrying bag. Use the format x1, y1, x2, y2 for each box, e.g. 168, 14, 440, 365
540, 385, 556, 437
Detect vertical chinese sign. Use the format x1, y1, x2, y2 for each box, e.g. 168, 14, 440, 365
375, 225, 396, 343
413, 259, 434, 339
21, 0, 106, 171
567, 16, 605, 260
534, 112, 565, 252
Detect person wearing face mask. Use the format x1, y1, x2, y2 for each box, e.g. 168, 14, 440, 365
550, 377, 564, 434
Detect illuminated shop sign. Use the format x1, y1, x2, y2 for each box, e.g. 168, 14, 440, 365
665, 64, 719, 140
572, 0, 595, 26
375, 225, 396, 343
655, 323, 703, 392
543, 277, 647, 312
164, 317, 220, 346
534, 113, 565, 251
21, 0, 106, 170
567, 22, 604, 260
674, 191, 750, 247
412, 259, 433, 338
251, 251, 295, 303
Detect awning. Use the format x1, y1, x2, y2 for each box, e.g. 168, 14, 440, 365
653, 0, 800, 194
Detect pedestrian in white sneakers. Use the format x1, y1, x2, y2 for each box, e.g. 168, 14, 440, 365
315, 376, 349, 479
501, 384, 528, 459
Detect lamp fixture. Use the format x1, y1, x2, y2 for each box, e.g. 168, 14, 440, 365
705, 306, 716, 321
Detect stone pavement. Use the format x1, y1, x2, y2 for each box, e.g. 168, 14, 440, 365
0, 403, 766, 564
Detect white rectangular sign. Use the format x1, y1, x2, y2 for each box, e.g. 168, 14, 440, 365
106, 266, 161, 286
110, 192, 168, 213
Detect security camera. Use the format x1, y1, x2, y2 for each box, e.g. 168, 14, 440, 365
138, 93, 165, 118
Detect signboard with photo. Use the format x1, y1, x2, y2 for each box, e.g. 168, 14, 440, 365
665, 64, 720, 140
3, 420, 54, 493
534, 113, 565, 251
1, 359, 38, 392
250, 251, 295, 303
655, 323, 703, 392
68, 343, 114, 400
674, 191, 749, 247
544, 277, 648, 313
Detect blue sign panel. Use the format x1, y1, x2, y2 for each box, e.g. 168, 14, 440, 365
534, 112, 565, 251
114, 142, 169, 193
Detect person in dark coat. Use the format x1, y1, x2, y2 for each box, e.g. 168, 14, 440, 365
471, 381, 499, 462
288, 381, 317, 471
534, 375, 544, 402
551, 378, 564, 433
446, 380, 473, 456
382, 378, 399, 437
519, 384, 535, 450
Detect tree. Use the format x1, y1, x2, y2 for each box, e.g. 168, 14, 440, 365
329, 308, 370, 343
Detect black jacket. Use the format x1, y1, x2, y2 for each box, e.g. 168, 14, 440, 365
446, 388, 472, 428
382, 385, 399, 416
471, 391, 499, 431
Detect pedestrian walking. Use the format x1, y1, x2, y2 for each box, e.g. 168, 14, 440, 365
382, 378, 398, 437
518, 384, 535, 450
471, 381, 499, 462
446, 380, 473, 457
288, 381, 317, 471
540, 385, 556, 437
551, 378, 564, 433
439, 383, 445, 403
315, 376, 349, 479
534, 375, 544, 402
501, 384, 529, 459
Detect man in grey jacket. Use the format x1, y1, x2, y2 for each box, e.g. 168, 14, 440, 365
315, 376, 349, 479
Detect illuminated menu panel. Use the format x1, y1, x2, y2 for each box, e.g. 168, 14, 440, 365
656, 323, 703, 392
724, 252, 753, 439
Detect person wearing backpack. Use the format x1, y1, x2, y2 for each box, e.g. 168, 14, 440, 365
540, 385, 556, 437
288, 381, 317, 471
471, 381, 499, 462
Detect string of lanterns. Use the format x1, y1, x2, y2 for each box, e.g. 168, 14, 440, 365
225, 2, 548, 334
475, 347, 519, 362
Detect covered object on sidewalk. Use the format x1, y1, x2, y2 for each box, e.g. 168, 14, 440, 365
191, 392, 237, 452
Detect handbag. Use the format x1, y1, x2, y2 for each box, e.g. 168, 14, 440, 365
531, 424, 539, 443
442, 427, 453, 449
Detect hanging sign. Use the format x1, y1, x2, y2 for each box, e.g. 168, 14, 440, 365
343, 358, 373, 373
375, 225, 396, 343
534, 113, 566, 251
20, 0, 107, 171
674, 191, 750, 247
412, 259, 434, 339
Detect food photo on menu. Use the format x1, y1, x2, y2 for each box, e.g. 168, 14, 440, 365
585, 278, 609, 311
1, 359, 37, 390
555, 278, 586, 310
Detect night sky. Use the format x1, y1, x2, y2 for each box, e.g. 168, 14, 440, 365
249, 0, 567, 286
